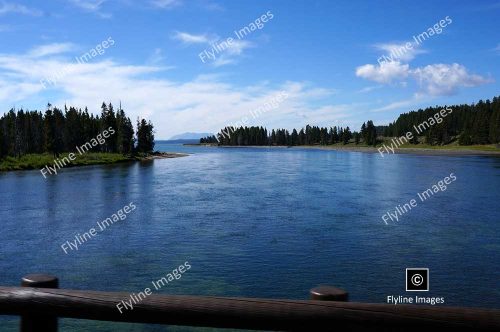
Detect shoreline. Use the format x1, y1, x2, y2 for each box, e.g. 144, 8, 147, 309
142, 152, 190, 160
186, 143, 500, 156
296, 145, 500, 156
0, 152, 189, 173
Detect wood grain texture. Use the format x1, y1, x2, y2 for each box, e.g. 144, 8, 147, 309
0, 287, 499, 331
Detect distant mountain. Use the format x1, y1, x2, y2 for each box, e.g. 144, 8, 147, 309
169, 132, 213, 140
158, 139, 199, 144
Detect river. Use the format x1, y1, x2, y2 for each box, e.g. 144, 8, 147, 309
0, 143, 499, 331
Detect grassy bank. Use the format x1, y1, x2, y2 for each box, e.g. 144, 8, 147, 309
394, 143, 500, 152
301, 141, 500, 155
189, 141, 500, 155
0, 153, 135, 172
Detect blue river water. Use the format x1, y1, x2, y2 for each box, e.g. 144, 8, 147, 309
0, 143, 499, 331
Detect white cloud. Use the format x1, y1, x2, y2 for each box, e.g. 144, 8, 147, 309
173, 31, 254, 67
28, 43, 75, 58
412, 63, 493, 96
0, 45, 345, 138
212, 39, 253, 67
150, 0, 182, 9
356, 61, 492, 96
211, 57, 233, 67
355, 61, 410, 84
357, 37, 493, 96
374, 42, 426, 63
0, 79, 42, 104
0, 1, 42, 16
224, 39, 252, 56
172, 31, 210, 44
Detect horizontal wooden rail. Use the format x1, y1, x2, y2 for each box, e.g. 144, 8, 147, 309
0, 286, 499, 331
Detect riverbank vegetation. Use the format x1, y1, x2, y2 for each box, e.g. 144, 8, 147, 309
0, 153, 133, 171
0, 102, 156, 170
201, 96, 500, 148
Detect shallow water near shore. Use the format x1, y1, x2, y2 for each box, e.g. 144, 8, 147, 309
0, 142, 499, 331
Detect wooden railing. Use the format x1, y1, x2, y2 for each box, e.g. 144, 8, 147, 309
0, 274, 499, 331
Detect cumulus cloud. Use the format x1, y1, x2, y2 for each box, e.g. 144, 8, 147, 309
356, 61, 410, 84
357, 37, 493, 96
413, 63, 493, 96
412, 63, 493, 96
356, 61, 491, 96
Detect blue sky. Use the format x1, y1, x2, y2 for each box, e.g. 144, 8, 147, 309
0, 0, 498, 138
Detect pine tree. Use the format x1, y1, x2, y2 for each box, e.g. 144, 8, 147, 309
343, 127, 352, 144
136, 118, 155, 153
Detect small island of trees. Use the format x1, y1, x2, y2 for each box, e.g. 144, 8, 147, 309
0, 102, 156, 171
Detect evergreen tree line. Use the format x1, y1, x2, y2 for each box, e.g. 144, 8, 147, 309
201, 122, 378, 147
383, 97, 500, 145
0, 102, 155, 159
202, 96, 500, 146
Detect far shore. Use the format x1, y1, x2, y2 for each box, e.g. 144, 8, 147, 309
185, 143, 500, 156
298, 145, 500, 156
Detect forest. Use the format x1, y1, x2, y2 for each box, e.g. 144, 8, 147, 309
201, 122, 376, 147
383, 97, 500, 145
201, 96, 500, 147
0, 103, 155, 160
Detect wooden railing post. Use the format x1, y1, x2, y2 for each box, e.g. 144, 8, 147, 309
310, 285, 349, 302
20, 274, 59, 332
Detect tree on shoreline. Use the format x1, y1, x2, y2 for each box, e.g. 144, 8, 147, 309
361, 121, 377, 146
136, 118, 155, 153
383, 97, 500, 145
